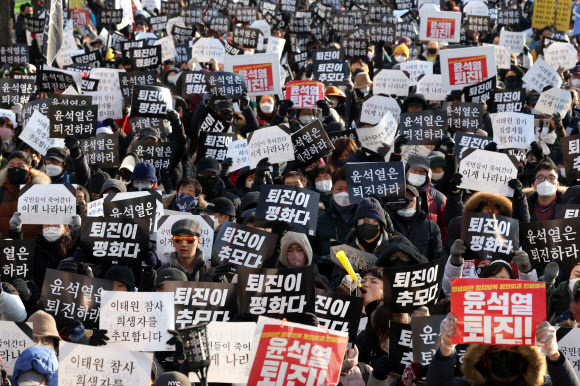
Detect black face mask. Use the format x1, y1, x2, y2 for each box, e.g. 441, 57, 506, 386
220, 113, 234, 122
197, 174, 220, 197
504, 76, 520, 89
486, 350, 523, 380
76, 201, 86, 215
31, 159, 38, 168
389, 257, 411, 267
7, 167, 29, 185
357, 223, 380, 241
335, 158, 347, 166
427, 48, 438, 55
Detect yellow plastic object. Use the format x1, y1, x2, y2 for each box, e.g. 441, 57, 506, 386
336, 250, 361, 287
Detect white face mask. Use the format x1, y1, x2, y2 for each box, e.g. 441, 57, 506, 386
45, 164, 63, 177
43, 227, 64, 242
260, 102, 274, 114
569, 278, 580, 293
328, 97, 339, 107
334, 192, 351, 207
560, 167, 566, 178
395, 55, 406, 63
299, 115, 314, 125
408, 172, 427, 187
536, 180, 557, 197
571, 79, 580, 87
359, 87, 369, 94
540, 131, 557, 145
431, 171, 444, 181
245, 179, 253, 189
315, 179, 332, 193
397, 207, 416, 217
134, 182, 152, 191
208, 215, 220, 230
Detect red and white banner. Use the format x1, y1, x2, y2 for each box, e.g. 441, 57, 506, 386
247, 317, 348, 385
286, 80, 325, 109
420, 11, 462, 43
71, 8, 92, 29
450, 278, 546, 346
440, 46, 496, 91
224, 53, 281, 96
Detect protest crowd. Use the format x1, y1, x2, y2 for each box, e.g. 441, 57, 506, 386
4, 0, 580, 384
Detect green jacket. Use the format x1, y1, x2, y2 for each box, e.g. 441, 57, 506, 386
547, 280, 571, 322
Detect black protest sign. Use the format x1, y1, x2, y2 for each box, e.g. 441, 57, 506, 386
463, 76, 496, 104
280, 0, 297, 12
330, 13, 352, 34
313, 60, 349, 85
443, 102, 483, 134
315, 289, 365, 343
110, 32, 128, 52
383, 257, 446, 313
461, 212, 520, 261
22, 99, 51, 127
328, 129, 359, 145
174, 43, 192, 65
132, 141, 175, 172
368, 3, 394, 21
290, 11, 311, 34
205, 71, 246, 99
23, 16, 45, 33
312, 1, 333, 19
163, 281, 237, 327
345, 161, 406, 204
488, 88, 525, 113
254, 185, 320, 236
102, 191, 158, 231
149, 15, 168, 32
497, 8, 521, 26
412, 314, 446, 365
79, 217, 150, 265
130, 116, 166, 137
521, 218, 580, 271
291, 120, 334, 167
161, 1, 181, 17
48, 94, 92, 106
130, 46, 162, 70
171, 25, 194, 43
100, 9, 123, 24
130, 85, 172, 118
389, 321, 413, 373
233, 6, 258, 23
330, 244, 378, 272
561, 135, 580, 185
211, 221, 278, 269
236, 266, 315, 319
232, 26, 260, 49
394, 0, 416, 10
180, 71, 208, 98
1, 240, 34, 282
71, 50, 104, 68
40, 269, 114, 329
340, 38, 369, 60
465, 15, 491, 34
49, 104, 97, 139
400, 110, 447, 145
313, 49, 343, 62
397, 22, 419, 42
224, 40, 244, 56
40, 70, 78, 93
119, 71, 158, 103
555, 204, 580, 219
80, 133, 120, 169
454, 131, 492, 160
210, 15, 230, 34
121, 40, 144, 60
181, 5, 203, 24
0, 79, 35, 108
198, 132, 236, 161
0, 45, 29, 65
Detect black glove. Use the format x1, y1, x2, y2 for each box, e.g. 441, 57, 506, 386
522, 45, 530, 55
254, 157, 272, 185
316, 99, 331, 116
377, 144, 391, 157
12, 278, 30, 301
212, 262, 235, 282
483, 141, 498, 152
530, 141, 544, 161
441, 136, 455, 155
89, 329, 110, 346
166, 108, 181, 129
167, 329, 186, 361
278, 100, 294, 116
64, 136, 81, 159
102, 118, 120, 132
220, 157, 233, 177
372, 354, 395, 381
202, 92, 214, 106
394, 134, 409, 154
551, 113, 563, 131
239, 91, 251, 110
508, 178, 524, 200
449, 173, 463, 193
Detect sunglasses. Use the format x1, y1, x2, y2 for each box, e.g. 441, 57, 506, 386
173, 236, 197, 244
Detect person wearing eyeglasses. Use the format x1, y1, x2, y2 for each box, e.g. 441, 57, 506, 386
157, 218, 207, 282
27, 310, 62, 355
529, 161, 567, 221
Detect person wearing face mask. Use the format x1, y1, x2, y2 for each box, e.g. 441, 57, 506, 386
500, 65, 524, 90
195, 157, 240, 210
421, 41, 439, 63
387, 43, 409, 68
386, 186, 442, 261
163, 178, 207, 214
278, 231, 329, 286
27, 310, 62, 355
256, 94, 277, 125
527, 162, 567, 221
44, 138, 90, 186
324, 86, 346, 112
428, 139, 456, 195
327, 137, 358, 170
309, 165, 333, 207
0, 117, 16, 156
130, 161, 158, 192
201, 197, 235, 232
547, 264, 580, 322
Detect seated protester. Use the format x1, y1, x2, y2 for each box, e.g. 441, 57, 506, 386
233, 166, 255, 198
201, 197, 235, 232
0, 282, 27, 322
526, 161, 567, 221
308, 165, 333, 208
277, 231, 329, 287
12, 347, 58, 386
100, 178, 128, 196
86, 169, 110, 201
282, 170, 308, 188
0, 152, 51, 239
162, 177, 207, 214
553, 281, 580, 324
548, 263, 580, 322
27, 311, 61, 354
44, 139, 90, 185
196, 157, 240, 210
326, 137, 358, 170
130, 161, 158, 191
157, 218, 207, 281
104, 266, 136, 292
426, 314, 580, 386
386, 186, 442, 261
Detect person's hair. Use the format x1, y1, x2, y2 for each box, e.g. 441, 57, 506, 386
16, 142, 41, 158
479, 262, 516, 279
329, 137, 357, 166
370, 302, 394, 344
77, 185, 90, 203
8, 151, 31, 166
558, 319, 578, 328
177, 178, 202, 196
283, 170, 307, 186
307, 165, 333, 183
242, 212, 256, 225
534, 161, 559, 178
360, 267, 384, 280
55, 227, 74, 260
0, 117, 13, 128
430, 297, 451, 315
20, 3, 32, 12
331, 167, 347, 186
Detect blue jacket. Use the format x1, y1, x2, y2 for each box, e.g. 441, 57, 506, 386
12, 346, 58, 386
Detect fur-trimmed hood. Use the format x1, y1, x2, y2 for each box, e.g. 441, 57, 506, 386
0, 167, 51, 186
523, 186, 568, 198
461, 344, 547, 386
463, 192, 513, 218
162, 192, 208, 210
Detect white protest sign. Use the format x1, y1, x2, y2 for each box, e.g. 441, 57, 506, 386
0, 109, 17, 127
266, 36, 286, 60
556, 328, 580, 381
499, 30, 526, 54
189, 322, 256, 384
372, 69, 410, 97
86, 198, 104, 217
247, 125, 295, 169
399, 61, 433, 85
463, 1, 489, 16
224, 53, 281, 96
19, 111, 65, 156
59, 341, 153, 386
440, 46, 496, 91
491, 112, 535, 149
227, 138, 250, 172
44, 66, 83, 91
356, 111, 398, 152
0, 321, 33, 376
156, 214, 214, 263
141, 0, 160, 11
386, 144, 433, 164
56, 49, 85, 67
360, 95, 401, 124
86, 91, 124, 120
154, 35, 178, 62
534, 87, 572, 118
416, 74, 448, 101
191, 37, 226, 63
420, 11, 462, 42
493, 44, 511, 70
89, 68, 124, 93
62, 85, 79, 95
18, 184, 76, 224
522, 57, 563, 93
458, 149, 518, 197
99, 291, 175, 351
545, 42, 578, 71
250, 19, 271, 49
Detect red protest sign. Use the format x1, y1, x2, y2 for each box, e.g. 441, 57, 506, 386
71, 8, 91, 29
448, 55, 488, 87
450, 278, 546, 346
248, 319, 348, 385
234, 62, 274, 94
427, 18, 456, 40
286, 80, 325, 109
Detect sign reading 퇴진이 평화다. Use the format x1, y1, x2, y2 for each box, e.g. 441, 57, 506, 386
461, 212, 520, 261
561, 135, 580, 184
130, 85, 172, 118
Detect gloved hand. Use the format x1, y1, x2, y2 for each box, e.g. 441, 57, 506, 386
254, 157, 272, 186
530, 141, 544, 161
508, 179, 524, 200
239, 91, 251, 110
202, 92, 214, 106
440, 313, 458, 356
512, 250, 532, 273
102, 118, 120, 132
12, 278, 30, 301
305, 63, 314, 78
70, 215, 81, 233
450, 239, 466, 266
166, 108, 182, 129
212, 262, 235, 282
11, 103, 23, 122
144, 251, 158, 267
399, 362, 423, 386
278, 100, 294, 116
393, 134, 409, 154
220, 157, 233, 177
345, 78, 355, 92
64, 136, 81, 159
167, 329, 186, 361
9, 212, 22, 233
377, 144, 391, 158
536, 321, 559, 358
89, 329, 109, 346
483, 141, 497, 152
316, 99, 331, 116
552, 113, 563, 130
440, 136, 455, 155
542, 261, 559, 287
449, 173, 463, 193
338, 273, 361, 294
372, 354, 394, 381
73, 248, 86, 263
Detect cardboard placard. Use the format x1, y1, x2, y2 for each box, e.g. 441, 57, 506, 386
205, 71, 247, 99
420, 11, 462, 42
561, 135, 580, 184
416, 74, 448, 101
18, 184, 76, 225
461, 212, 520, 261
191, 37, 225, 63
440, 46, 496, 91
534, 87, 572, 118
315, 289, 365, 343
130, 85, 172, 118
0, 321, 33, 376
291, 120, 334, 167
0, 240, 35, 282
373, 69, 411, 97
247, 125, 294, 169
132, 141, 176, 172
129, 46, 162, 70
463, 76, 496, 104
458, 149, 518, 197
330, 244, 378, 272
360, 95, 401, 124
356, 110, 399, 151
285, 80, 325, 109
224, 53, 281, 96
345, 161, 406, 204
49, 104, 97, 138
522, 57, 563, 93
491, 112, 534, 149
227, 138, 250, 172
